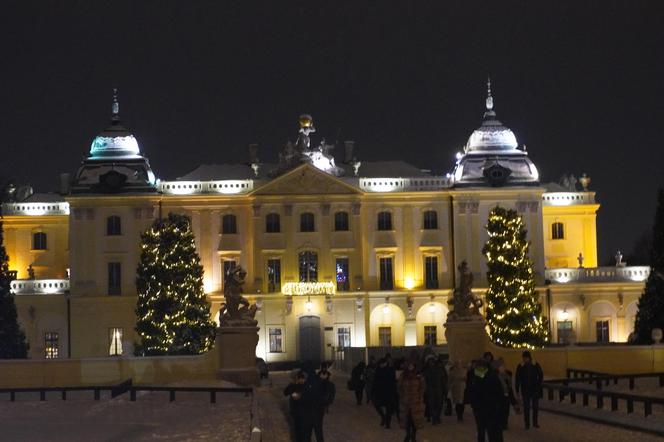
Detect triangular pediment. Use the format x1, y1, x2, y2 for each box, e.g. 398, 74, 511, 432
252, 164, 361, 196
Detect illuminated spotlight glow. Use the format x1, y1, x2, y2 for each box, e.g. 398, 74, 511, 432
404, 277, 415, 290
305, 297, 313, 312
428, 303, 436, 314
282, 282, 336, 296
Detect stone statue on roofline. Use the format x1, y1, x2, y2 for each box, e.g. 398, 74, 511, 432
447, 261, 483, 321
218, 266, 258, 327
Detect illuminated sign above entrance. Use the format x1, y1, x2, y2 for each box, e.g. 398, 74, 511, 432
282, 282, 336, 296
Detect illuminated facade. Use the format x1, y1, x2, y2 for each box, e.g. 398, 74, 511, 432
3, 87, 648, 361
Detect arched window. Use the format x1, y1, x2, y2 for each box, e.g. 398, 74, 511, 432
423, 210, 438, 230
222, 214, 237, 234
300, 212, 315, 232
377, 211, 392, 231
334, 211, 349, 231
106, 216, 122, 236
266, 213, 280, 233
299, 251, 318, 282
552, 222, 564, 240
32, 232, 47, 250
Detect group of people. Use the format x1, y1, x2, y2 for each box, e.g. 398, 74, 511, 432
283, 362, 337, 442
284, 350, 543, 442
348, 350, 543, 442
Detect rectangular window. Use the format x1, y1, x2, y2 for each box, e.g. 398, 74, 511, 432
108, 262, 121, 295
299, 251, 318, 282
223, 260, 237, 278
109, 327, 123, 356
377, 212, 392, 231
595, 320, 610, 343
424, 325, 437, 346
300, 213, 315, 232
378, 326, 392, 347
379, 257, 394, 290
557, 320, 573, 344
337, 326, 351, 349
44, 332, 59, 359
269, 327, 283, 353
336, 257, 349, 292
334, 212, 349, 231
423, 210, 438, 230
32, 232, 47, 250
267, 258, 281, 293
424, 256, 439, 289
266, 213, 280, 233
552, 222, 565, 240
107, 216, 122, 236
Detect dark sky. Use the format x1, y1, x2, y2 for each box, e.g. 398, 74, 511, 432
1, 1, 663, 262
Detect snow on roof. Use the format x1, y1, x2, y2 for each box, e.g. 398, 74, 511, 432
23, 193, 66, 203
354, 161, 432, 178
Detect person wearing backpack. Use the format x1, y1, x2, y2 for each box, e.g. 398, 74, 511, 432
312, 367, 336, 442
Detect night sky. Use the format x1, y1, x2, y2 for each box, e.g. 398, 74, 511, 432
1, 2, 663, 262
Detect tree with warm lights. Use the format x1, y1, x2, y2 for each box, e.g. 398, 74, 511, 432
135, 213, 216, 355
483, 206, 548, 348
633, 189, 664, 344
0, 221, 29, 358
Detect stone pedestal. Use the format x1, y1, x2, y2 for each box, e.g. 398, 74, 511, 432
216, 326, 260, 386
444, 318, 489, 365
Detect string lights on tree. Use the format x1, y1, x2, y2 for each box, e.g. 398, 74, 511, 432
483, 206, 548, 349
135, 213, 216, 355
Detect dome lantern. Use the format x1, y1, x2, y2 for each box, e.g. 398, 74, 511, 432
88, 89, 141, 159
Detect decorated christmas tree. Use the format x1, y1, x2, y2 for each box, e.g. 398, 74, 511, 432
633, 189, 664, 344
135, 213, 216, 355
483, 206, 548, 348
0, 221, 29, 358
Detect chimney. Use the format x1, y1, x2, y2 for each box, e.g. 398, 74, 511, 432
344, 141, 355, 164
59, 173, 71, 195
248, 144, 259, 164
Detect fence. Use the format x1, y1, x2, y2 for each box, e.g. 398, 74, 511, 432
0, 379, 261, 441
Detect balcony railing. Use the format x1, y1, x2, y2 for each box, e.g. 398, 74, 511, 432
545, 266, 650, 284
10, 279, 70, 295
2, 202, 70, 216
158, 180, 254, 195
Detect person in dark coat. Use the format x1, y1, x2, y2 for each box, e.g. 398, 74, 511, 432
372, 357, 398, 428
364, 356, 377, 404
311, 368, 336, 442
423, 354, 448, 425
350, 361, 366, 405
284, 370, 317, 442
515, 350, 544, 430
466, 359, 504, 442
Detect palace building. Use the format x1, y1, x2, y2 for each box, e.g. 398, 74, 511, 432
3, 86, 649, 362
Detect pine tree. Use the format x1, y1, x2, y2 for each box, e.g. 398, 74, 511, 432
135, 213, 216, 355
0, 221, 29, 358
483, 206, 548, 348
633, 189, 664, 344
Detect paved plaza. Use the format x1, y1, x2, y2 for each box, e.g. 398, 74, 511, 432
258, 371, 664, 442
1, 372, 663, 441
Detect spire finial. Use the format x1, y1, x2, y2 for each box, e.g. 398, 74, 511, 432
485, 76, 493, 111
111, 88, 120, 121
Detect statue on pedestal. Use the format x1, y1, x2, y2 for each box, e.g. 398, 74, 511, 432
447, 261, 483, 321
218, 266, 257, 327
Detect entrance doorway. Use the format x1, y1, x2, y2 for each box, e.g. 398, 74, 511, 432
299, 315, 321, 363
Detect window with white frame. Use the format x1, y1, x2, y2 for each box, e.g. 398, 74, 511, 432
337, 326, 351, 349
378, 326, 392, 347
424, 325, 437, 346
109, 327, 123, 356
268, 327, 284, 353
299, 251, 318, 282
595, 319, 610, 343
44, 332, 59, 359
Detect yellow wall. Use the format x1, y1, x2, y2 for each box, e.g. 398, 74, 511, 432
3, 215, 69, 279
542, 204, 599, 268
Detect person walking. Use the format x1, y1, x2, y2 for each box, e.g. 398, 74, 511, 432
398, 358, 426, 442
515, 350, 543, 430
466, 359, 504, 442
312, 367, 336, 442
448, 360, 466, 422
350, 361, 366, 405
365, 356, 377, 404
494, 358, 518, 430
423, 354, 447, 425
372, 357, 398, 428
283, 370, 317, 442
